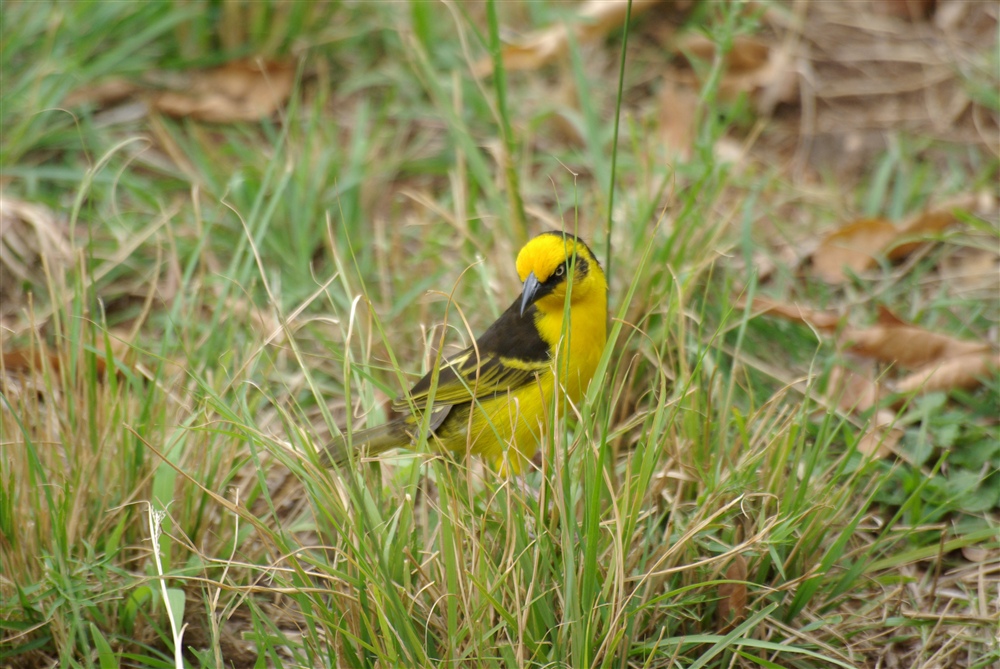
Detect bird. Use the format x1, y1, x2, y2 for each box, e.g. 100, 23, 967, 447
327, 230, 608, 474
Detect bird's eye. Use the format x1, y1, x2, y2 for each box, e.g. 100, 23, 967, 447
553, 264, 565, 278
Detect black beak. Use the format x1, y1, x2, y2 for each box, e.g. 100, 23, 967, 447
520, 272, 541, 316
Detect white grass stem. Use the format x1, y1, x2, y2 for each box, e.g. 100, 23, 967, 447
147, 502, 186, 669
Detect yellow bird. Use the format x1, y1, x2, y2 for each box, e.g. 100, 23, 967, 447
329, 231, 608, 474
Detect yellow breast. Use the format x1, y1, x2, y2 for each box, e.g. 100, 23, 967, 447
535, 296, 608, 406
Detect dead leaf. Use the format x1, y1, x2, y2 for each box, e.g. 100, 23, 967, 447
717, 555, 748, 631
677, 33, 766, 68
676, 33, 768, 98
743, 301, 993, 376
65, 59, 295, 123
877, 0, 938, 21
544, 109, 587, 147
828, 364, 883, 413
811, 208, 963, 283
873, 306, 907, 328
473, 0, 662, 76
843, 307, 990, 369
1, 345, 113, 380
827, 362, 898, 460
672, 33, 799, 115
747, 298, 995, 458
152, 59, 295, 122
658, 80, 700, 159
937, 247, 1000, 295
2, 332, 138, 385
839, 308, 997, 407
961, 545, 995, 563
1, 198, 72, 322
894, 351, 1000, 397
64, 78, 141, 108
856, 409, 904, 458
885, 210, 957, 261
2, 348, 65, 375
0, 198, 71, 280
811, 218, 899, 283
738, 296, 841, 331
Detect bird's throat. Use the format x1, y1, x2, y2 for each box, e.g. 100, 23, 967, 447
533, 293, 608, 404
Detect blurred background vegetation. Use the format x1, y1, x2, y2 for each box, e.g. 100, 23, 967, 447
1, 1, 997, 667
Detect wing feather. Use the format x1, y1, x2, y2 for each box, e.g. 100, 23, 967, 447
392, 298, 551, 413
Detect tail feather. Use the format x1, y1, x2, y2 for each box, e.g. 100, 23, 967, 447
324, 420, 411, 466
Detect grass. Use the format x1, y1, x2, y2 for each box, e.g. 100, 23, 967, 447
2, 1, 998, 667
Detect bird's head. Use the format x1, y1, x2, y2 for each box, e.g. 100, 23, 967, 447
515, 231, 607, 316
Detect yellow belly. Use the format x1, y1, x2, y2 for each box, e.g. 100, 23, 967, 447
431, 373, 552, 474
435, 330, 604, 474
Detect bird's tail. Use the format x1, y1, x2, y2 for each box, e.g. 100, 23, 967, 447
324, 420, 411, 467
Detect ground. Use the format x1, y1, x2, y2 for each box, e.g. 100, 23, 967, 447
1, 1, 997, 667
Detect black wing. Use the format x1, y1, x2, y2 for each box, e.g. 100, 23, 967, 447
392, 299, 551, 412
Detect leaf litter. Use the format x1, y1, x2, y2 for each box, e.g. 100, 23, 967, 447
0, 198, 72, 328
745, 297, 996, 416
472, 0, 663, 77
66, 58, 295, 123
8, 1, 998, 666
811, 208, 963, 284
716, 554, 748, 632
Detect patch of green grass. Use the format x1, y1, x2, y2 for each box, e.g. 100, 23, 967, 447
2, 1, 997, 668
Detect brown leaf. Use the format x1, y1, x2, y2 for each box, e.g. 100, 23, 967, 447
1, 198, 72, 321
717, 555, 748, 631
2, 332, 140, 385
812, 207, 964, 283
961, 545, 996, 563
738, 296, 841, 331
894, 351, 1000, 397
0, 198, 71, 279
938, 247, 1000, 295
2, 348, 65, 375
64, 78, 141, 108
877, 0, 938, 21
856, 409, 904, 459
885, 210, 957, 261
676, 33, 767, 81
473, 0, 662, 76
2, 345, 115, 380
152, 59, 295, 122
873, 305, 908, 328
828, 364, 883, 413
63, 60, 296, 124
658, 80, 700, 159
843, 307, 991, 369
811, 218, 899, 283
673, 34, 798, 115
